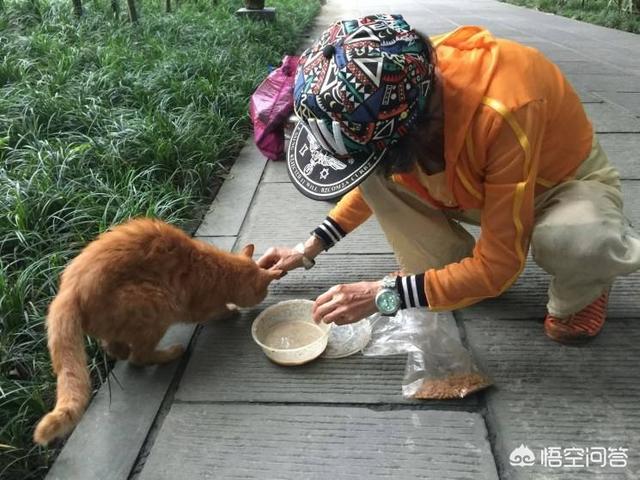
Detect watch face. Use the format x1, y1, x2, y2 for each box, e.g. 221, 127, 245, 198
376, 289, 400, 315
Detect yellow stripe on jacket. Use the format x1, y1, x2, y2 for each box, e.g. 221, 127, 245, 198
426, 98, 545, 310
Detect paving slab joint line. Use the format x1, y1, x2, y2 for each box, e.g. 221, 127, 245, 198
321, 252, 396, 256
597, 131, 640, 135
127, 325, 205, 480
479, 399, 507, 480
195, 234, 238, 238
223, 158, 268, 241
592, 94, 640, 120
187, 169, 232, 236
453, 311, 504, 477
596, 129, 640, 134
171, 398, 481, 412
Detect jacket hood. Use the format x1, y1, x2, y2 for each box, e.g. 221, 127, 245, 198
432, 26, 499, 174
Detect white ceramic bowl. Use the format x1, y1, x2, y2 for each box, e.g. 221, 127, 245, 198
251, 300, 331, 366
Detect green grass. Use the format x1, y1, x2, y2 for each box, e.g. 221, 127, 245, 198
501, 0, 640, 33
0, 0, 319, 477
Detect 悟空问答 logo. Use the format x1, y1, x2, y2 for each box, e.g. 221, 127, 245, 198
509, 444, 536, 467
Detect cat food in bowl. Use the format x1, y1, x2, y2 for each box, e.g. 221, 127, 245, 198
252, 299, 330, 366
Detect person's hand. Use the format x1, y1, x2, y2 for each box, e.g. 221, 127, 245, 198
312, 281, 380, 325
257, 236, 325, 276
257, 246, 304, 274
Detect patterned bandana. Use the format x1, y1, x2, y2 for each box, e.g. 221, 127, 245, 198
287, 14, 434, 200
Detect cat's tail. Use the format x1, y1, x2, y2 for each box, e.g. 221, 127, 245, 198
34, 289, 90, 446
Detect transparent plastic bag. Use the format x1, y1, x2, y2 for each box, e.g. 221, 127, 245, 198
362, 309, 492, 399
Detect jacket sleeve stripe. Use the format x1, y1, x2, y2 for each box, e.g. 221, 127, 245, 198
428, 97, 535, 311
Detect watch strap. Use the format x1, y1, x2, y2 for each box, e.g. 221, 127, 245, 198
294, 243, 315, 270
381, 274, 397, 290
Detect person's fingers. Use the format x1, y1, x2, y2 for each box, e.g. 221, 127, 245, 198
312, 293, 342, 323
313, 285, 342, 315
313, 281, 379, 325
270, 254, 297, 274
265, 269, 285, 281
320, 306, 353, 325
257, 248, 280, 269
279, 254, 304, 272
269, 261, 288, 278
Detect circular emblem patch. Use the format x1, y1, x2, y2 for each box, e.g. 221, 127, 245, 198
287, 122, 384, 201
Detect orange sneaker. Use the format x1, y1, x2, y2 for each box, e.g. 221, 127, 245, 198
544, 290, 609, 344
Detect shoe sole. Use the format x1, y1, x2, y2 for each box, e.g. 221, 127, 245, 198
545, 325, 600, 345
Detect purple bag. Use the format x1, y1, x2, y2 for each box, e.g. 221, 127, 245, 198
249, 55, 300, 160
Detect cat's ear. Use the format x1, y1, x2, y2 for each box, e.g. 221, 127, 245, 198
240, 244, 255, 258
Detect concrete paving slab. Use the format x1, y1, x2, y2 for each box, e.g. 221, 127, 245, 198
584, 102, 640, 132
197, 142, 268, 236
237, 182, 391, 255
524, 42, 592, 62
176, 254, 479, 406
481, 1, 638, 40
595, 92, 640, 117
576, 89, 606, 104
622, 180, 640, 225
194, 235, 237, 252
262, 159, 290, 183
555, 60, 628, 75
465, 319, 640, 479
567, 46, 640, 77
138, 404, 499, 480
599, 134, 640, 179
566, 73, 640, 94
176, 313, 418, 404
46, 324, 195, 480
309, 0, 367, 23
176, 325, 479, 407
428, 0, 640, 75
416, 21, 462, 34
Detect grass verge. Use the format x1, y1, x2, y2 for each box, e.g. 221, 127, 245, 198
501, 0, 640, 33
0, 0, 319, 477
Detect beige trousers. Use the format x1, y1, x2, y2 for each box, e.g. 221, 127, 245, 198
358, 138, 640, 317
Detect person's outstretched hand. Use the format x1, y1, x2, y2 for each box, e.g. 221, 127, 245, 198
257, 237, 325, 277
257, 246, 304, 275
312, 281, 380, 325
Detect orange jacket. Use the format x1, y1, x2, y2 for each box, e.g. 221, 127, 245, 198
326, 26, 593, 310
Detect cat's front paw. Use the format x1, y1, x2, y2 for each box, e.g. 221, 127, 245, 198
209, 304, 240, 322
225, 303, 239, 314
166, 344, 185, 359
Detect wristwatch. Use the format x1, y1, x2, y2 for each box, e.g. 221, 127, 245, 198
293, 243, 316, 270
375, 275, 401, 316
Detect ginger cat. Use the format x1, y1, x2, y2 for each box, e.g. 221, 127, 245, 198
34, 217, 281, 446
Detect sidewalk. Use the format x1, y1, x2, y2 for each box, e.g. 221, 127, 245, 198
47, 1, 640, 479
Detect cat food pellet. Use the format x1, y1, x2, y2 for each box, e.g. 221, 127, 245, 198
412, 372, 492, 399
